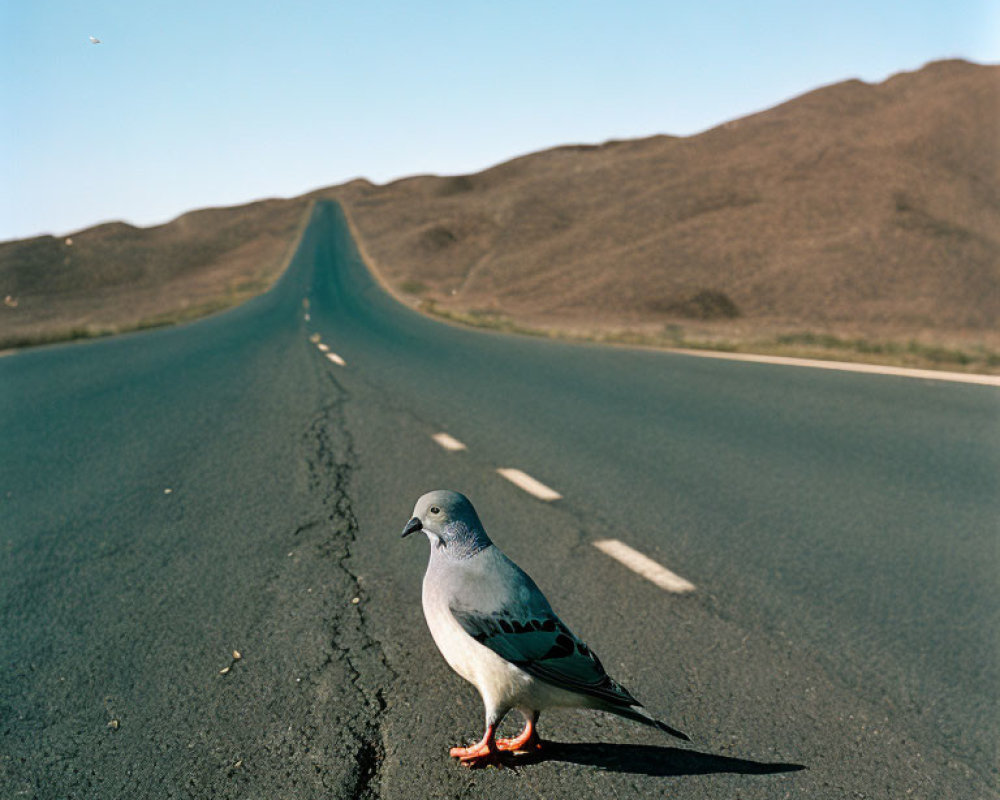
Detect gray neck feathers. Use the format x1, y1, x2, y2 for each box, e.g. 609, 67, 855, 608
439, 520, 492, 560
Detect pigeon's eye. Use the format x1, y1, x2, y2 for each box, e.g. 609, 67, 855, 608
430, 506, 440, 514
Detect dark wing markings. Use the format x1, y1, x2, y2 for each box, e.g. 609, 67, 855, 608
450, 608, 638, 707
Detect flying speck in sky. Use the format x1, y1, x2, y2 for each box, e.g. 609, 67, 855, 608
88, 35, 101, 44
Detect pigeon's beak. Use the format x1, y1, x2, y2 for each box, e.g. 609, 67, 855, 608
401, 517, 423, 538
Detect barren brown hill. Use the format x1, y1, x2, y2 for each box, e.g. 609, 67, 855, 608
2, 59, 997, 369
0, 197, 312, 347
332, 59, 999, 354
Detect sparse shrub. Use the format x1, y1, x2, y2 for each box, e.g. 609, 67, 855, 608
400, 279, 428, 295
437, 176, 475, 196
893, 192, 913, 213
654, 289, 740, 320
418, 225, 458, 251
907, 340, 971, 364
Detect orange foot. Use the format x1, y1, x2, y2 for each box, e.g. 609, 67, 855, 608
450, 747, 509, 769
450, 726, 509, 769
496, 717, 543, 754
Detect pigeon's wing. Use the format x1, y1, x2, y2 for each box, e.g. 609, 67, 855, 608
449, 603, 639, 707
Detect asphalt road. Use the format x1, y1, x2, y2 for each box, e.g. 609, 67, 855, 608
2, 200, 997, 799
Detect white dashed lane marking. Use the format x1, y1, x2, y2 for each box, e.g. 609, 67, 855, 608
432, 432, 467, 451
325, 352, 346, 367
496, 468, 562, 501
317, 343, 329, 352
593, 538, 696, 593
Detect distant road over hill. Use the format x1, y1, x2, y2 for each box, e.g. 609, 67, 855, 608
2, 59, 998, 371
2, 201, 997, 798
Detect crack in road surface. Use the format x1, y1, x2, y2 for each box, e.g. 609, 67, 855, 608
303, 372, 396, 798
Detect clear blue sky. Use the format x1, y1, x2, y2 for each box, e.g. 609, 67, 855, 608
2, 1, 996, 241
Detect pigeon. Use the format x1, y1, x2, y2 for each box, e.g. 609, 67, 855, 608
89, 35, 101, 44
402, 489, 688, 768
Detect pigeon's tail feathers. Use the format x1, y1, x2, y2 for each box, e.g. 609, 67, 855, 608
651, 716, 691, 742
607, 702, 690, 742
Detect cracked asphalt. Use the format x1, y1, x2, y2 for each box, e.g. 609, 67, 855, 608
2, 201, 997, 798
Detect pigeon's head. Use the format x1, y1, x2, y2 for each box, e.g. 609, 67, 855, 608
402, 490, 492, 557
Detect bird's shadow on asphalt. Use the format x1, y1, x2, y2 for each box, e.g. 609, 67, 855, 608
516, 741, 807, 777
